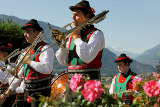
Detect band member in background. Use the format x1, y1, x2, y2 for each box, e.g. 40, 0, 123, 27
109, 53, 139, 104
1, 19, 54, 107
0, 42, 22, 107
56, 0, 105, 80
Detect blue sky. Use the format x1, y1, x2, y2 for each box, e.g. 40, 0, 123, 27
0, 0, 160, 54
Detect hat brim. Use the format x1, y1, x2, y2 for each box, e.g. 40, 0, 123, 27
21, 25, 43, 31
115, 59, 133, 63
21, 25, 33, 30
69, 6, 91, 12
70, 6, 81, 11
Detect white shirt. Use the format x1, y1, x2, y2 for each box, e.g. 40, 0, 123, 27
0, 61, 5, 67
9, 44, 55, 91
109, 76, 116, 94
0, 69, 12, 84
56, 30, 105, 65
0, 61, 21, 91
0, 68, 20, 91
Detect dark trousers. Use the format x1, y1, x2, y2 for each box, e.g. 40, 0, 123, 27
0, 94, 16, 107
0, 86, 16, 107
12, 88, 51, 107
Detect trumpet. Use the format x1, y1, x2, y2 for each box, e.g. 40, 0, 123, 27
49, 10, 109, 48
1, 49, 21, 63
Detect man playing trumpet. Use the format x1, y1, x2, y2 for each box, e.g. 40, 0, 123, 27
0, 19, 54, 107
0, 42, 21, 107
56, 0, 105, 80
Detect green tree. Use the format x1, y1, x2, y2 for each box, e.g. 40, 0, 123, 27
0, 19, 28, 52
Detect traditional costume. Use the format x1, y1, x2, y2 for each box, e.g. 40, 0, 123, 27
0, 43, 20, 107
109, 54, 138, 104
8, 19, 54, 107
56, 0, 105, 80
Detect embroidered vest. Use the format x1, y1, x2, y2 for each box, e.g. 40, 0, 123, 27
23, 42, 49, 80
115, 73, 132, 98
68, 26, 103, 70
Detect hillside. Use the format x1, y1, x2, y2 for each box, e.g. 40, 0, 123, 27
109, 47, 139, 58
136, 44, 160, 66
0, 14, 62, 46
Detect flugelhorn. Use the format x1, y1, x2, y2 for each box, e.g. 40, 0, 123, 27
49, 10, 109, 48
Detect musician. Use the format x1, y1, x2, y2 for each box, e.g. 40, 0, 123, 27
0, 42, 21, 107
109, 53, 139, 104
0, 42, 13, 65
1, 19, 54, 107
56, 0, 105, 80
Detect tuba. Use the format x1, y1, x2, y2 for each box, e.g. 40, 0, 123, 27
49, 10, 109, 48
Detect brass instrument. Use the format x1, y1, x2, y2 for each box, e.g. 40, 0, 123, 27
51, 72, 69, 99
0, 49, 21, 70
49, 10, 109, 48
1, 49, 21, 62
0, 32, 44, 102
12, 31, 43, 76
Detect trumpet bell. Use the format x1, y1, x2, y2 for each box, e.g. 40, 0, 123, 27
51, 29, 66, 48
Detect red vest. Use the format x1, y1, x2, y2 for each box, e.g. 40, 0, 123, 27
67, 27, 103, 70
23, 42, 50, 80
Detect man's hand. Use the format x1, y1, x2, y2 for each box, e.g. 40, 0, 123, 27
0, 89, 13, 104
22, 55, 31, 65
0, 94, 6, 104
70, 29, 81, 39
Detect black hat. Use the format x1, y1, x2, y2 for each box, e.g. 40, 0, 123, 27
0, 36, 28, 53
0, 42, 13, 53
115, 53, 133, 63
21, 19, 43, 31
69, 0, 95, 16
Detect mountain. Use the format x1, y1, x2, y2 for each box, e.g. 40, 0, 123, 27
101, 48, 156, 76
0, 14, 63, 46
0, 14, 66, 71
101, 48, 117, 76
0, 14, 156, 76
130, 60, 156, 74
109, 47, 139, 58
136, 44, 160, 66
